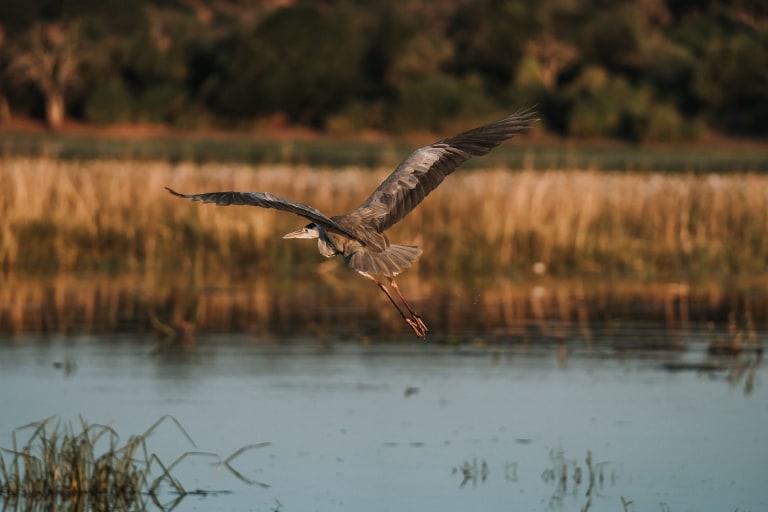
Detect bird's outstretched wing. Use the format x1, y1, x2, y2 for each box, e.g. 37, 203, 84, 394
348, 108, 538, 233
165, 188, 360, 239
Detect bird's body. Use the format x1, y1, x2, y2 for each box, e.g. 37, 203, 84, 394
167, 108, 537, 338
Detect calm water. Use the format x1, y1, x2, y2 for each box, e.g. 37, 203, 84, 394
0, 333, 765, 512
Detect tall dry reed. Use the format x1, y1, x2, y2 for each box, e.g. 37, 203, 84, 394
1, 157, 767, 279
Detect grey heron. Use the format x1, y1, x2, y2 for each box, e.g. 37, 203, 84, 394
166, 108, 537, 338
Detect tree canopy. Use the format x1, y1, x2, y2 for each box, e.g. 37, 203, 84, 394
1, 0, 766, 139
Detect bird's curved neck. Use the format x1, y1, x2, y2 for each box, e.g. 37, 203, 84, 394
316, 226, 340, 258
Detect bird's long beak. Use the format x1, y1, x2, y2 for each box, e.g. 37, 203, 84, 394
282, 227, 316, 239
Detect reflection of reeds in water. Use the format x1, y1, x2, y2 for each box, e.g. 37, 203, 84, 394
2, 272, 766, 339
542, 449, 615, 509
2, 158, 768, 278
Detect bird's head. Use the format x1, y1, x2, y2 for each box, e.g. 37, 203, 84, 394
282, 223, 320, 240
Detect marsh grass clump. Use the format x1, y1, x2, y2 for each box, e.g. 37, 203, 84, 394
0, 416, 269, 510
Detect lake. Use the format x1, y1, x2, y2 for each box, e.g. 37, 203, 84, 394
0, 328, 765, 512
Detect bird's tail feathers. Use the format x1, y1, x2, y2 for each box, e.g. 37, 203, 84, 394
345, 244, 422, 277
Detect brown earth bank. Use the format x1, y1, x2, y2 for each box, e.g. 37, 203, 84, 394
2, 116, 767, 151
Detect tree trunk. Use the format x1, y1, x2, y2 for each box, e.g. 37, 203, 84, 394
0, 95, 10, 125
45, 91, 65, 131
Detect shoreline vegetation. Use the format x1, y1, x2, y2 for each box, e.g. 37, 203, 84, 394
2, 127, 767, 172
2, 158, 768, 280
0, 416, 268, 509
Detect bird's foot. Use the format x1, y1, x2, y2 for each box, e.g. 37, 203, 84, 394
405, 316, 428, 339
412, 314, 428, 334
405, 318, 426, 338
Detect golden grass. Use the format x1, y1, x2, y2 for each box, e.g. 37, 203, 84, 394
2, 157, 768, 279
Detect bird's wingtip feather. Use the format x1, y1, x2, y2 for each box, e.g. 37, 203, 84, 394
165, 186, 188, 198
512, 105, 539, 123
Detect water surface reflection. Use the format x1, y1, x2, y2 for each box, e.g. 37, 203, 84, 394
3, 273, 768, 344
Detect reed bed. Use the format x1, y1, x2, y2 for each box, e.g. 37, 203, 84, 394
2, 157, 768, 279
0, 416, 268, 510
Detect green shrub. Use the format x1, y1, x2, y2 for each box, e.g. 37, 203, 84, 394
392, 74, 499, 133
642, 103, 686, 141
392, 74, 461, 132
134, 83, 186, 123
84, 80, 135, 124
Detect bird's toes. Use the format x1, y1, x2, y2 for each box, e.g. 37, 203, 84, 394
413, 315, 428, 333
405, 318, 427, 339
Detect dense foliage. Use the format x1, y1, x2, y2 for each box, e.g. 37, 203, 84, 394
1, 0, 766, 140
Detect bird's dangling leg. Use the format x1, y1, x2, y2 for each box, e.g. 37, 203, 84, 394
359, 272, 426, 338
388, 277, 428, 335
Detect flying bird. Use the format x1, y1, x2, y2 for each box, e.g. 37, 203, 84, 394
166, 108, 537, 338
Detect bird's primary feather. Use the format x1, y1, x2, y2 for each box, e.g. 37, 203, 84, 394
346, 107, 538, 234
164, 188, 361, 240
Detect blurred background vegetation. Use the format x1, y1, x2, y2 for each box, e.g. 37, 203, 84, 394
0, 0, 767, 141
